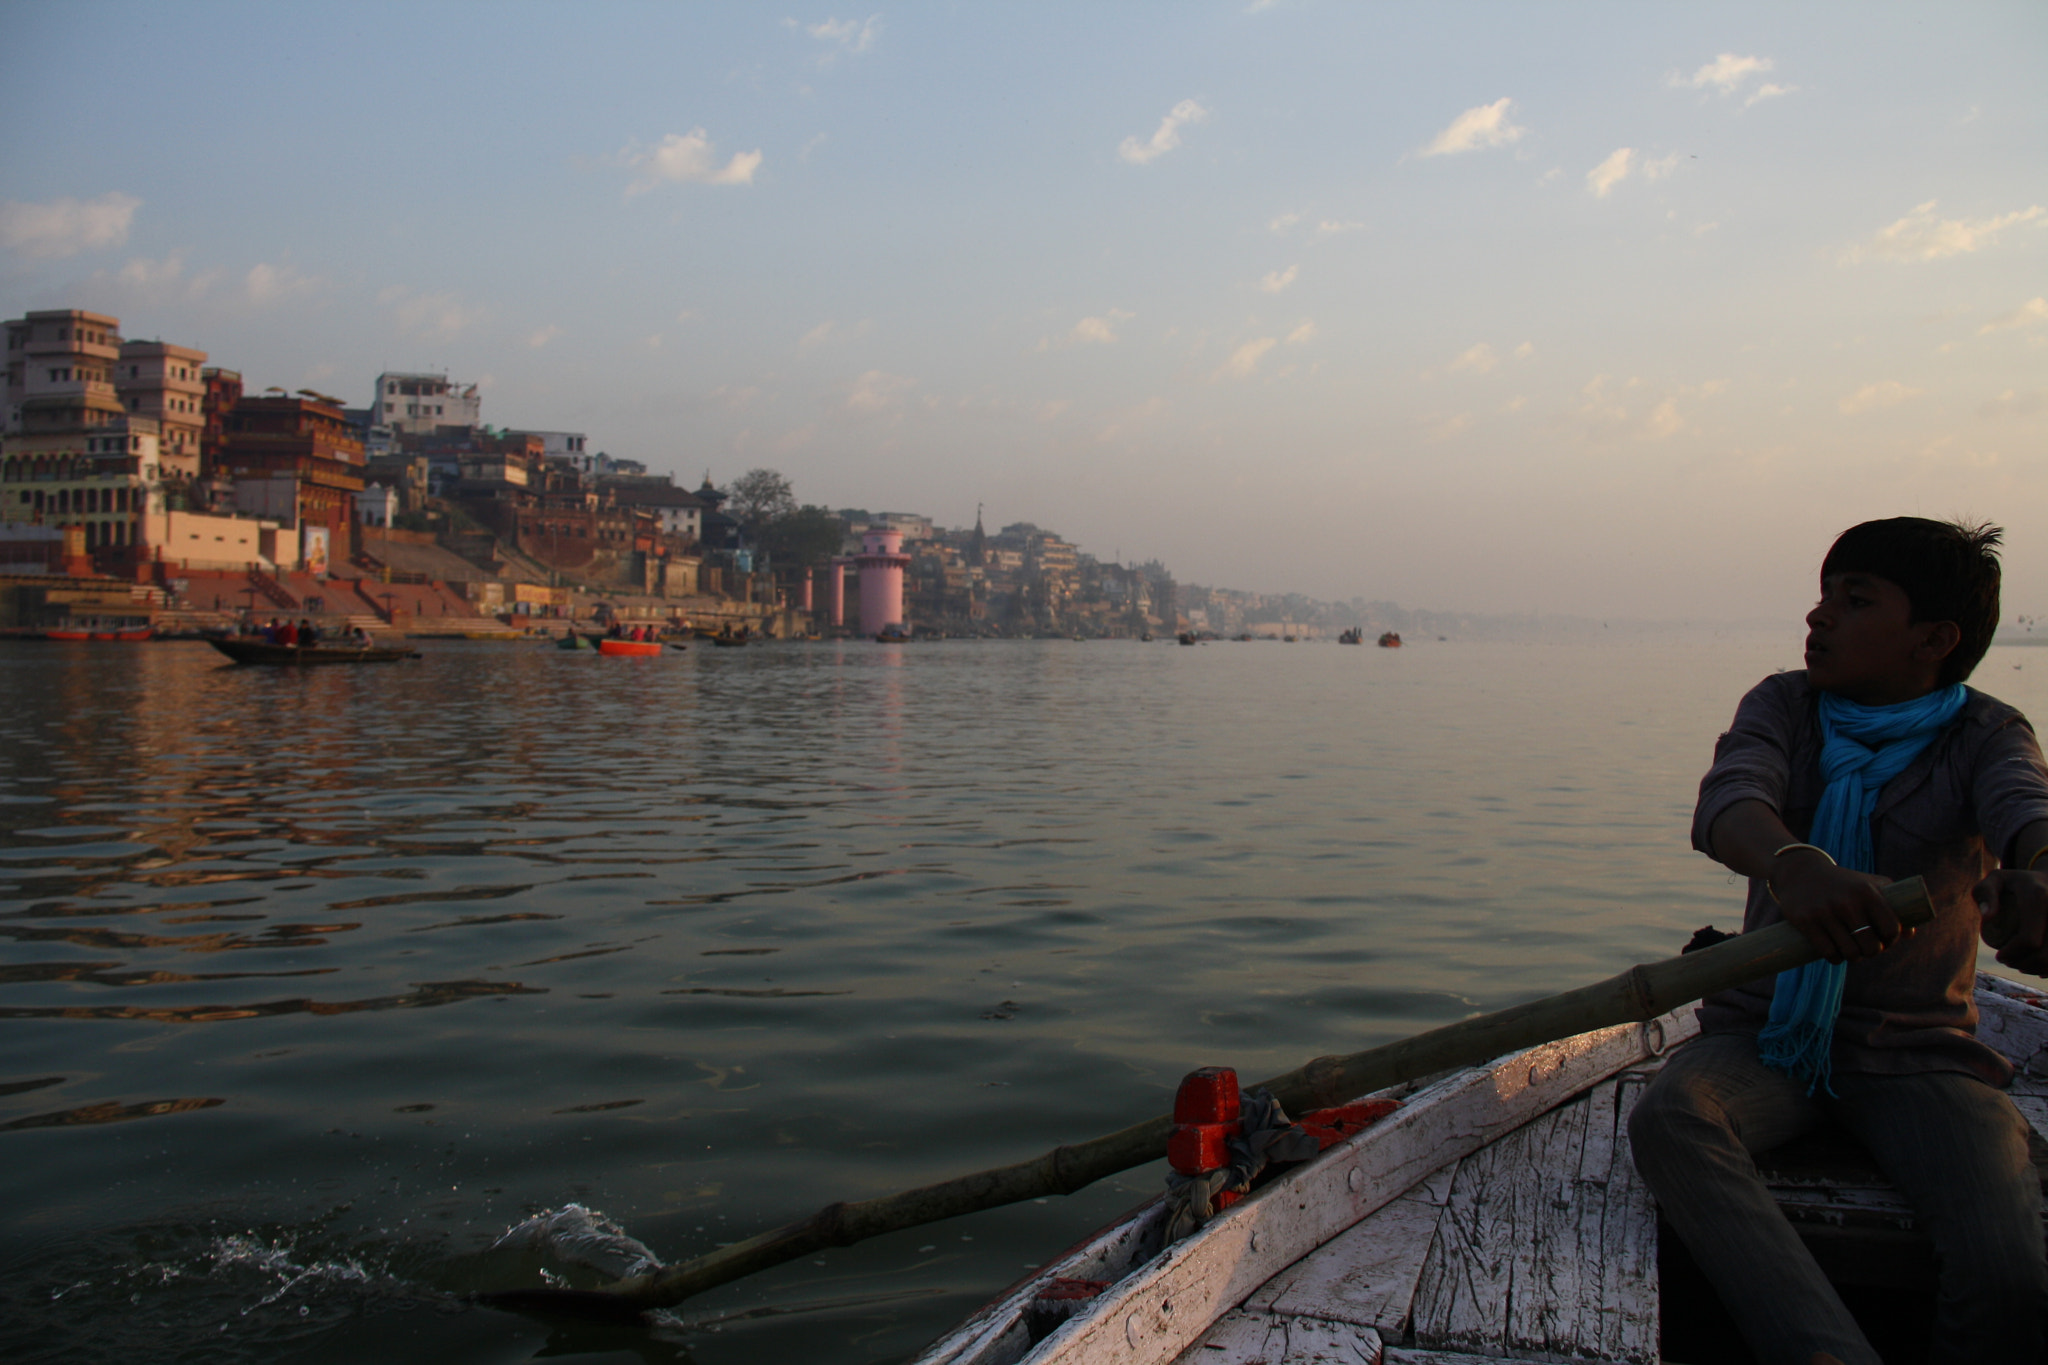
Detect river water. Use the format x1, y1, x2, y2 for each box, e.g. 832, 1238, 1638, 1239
2, 635, 2041, 1363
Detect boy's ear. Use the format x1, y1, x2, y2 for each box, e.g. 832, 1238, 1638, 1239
1916, 620, 1962, 663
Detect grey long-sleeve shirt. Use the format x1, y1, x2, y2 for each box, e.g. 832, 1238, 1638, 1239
1692, 670, 2048, 1086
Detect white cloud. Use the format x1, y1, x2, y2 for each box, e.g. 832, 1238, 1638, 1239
0, 192, 141, 258
1840, 200, 2046, 263
1979, 390, 2042, 418
1426, 413, 1472, 441
1644, 399, 1685, 439
846, 369, 915, 413
1120, 99, 1209, 165
618, 129, 761, 196
1447, 342, 1498, 375
1213, 337, 1276, 381
1642, 152, 1680, 182
800, 321, 838, 351
1260, 264, 1298, 293
1066, 308, 1133, 346
1980, 298, 2048, 334
1285, 320, 1317, 346
93, 251, 224, 306
243, 262, 322, 306
1672, 53, 1773, 95
1839, 380, 1922, 415
807, 15, 880, 54
383, 287, 480, 340
1745, 82, 1796, 108
1418, 98, 1525, 157
1513, 341, 1535, 360
527, 324, 562, 348
1587, 148, 1633, 198
1267, 212, 1364, 239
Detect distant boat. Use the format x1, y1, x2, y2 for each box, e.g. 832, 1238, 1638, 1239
207, 638, 416, 665
876, 623, 911, 644
1377, 631, 1403, 648
47, 625, 152, 642
1177, 632, 1198, 646
597, 638, 663, 657
1338, 628, 1364, 645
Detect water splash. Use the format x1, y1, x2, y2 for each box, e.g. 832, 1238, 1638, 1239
489, 1203, 662, 1282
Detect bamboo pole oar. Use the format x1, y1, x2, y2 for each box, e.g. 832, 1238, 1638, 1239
476, 877, 1932, 1320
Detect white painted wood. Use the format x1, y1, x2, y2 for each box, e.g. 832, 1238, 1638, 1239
1976, 980, 2048, 1075
1013, 1012, 1694, 1365
1585, 1074, 1660, 1363
1177, 1310, 1383, 1364
1408, 1092, 1588, 1356
911, 1206, 1170, 1365
1241, 1163, 1460, 1334
1405, 1071, 1659, 1364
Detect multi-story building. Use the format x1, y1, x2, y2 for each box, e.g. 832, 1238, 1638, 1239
2, 413, 165, 552
507, 430, 589, 462
370, 371, 480, 436
199, 367, 242, 463
220, 395, 366, 566
3, 308, 127, 441
115, 339, 207, 478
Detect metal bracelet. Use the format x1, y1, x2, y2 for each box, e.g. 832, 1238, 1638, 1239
1765, 841, 1836, 903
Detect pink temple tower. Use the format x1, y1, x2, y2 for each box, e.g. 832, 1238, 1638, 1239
855, 526, 910, 637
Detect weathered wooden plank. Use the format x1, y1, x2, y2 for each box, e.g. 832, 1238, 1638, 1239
1508, 1094, 1597, 1358
1409, 1094, 1587, 1356
915, 1206, 1170, 1365
1177, 1309, 1383, 1364
1977, 980, 2048, 1076
1020, 1014, 1693, 1365
1406, 1070, 1661, 1365
1587, 1074, 1659, 1363
1241, 1163, 1460, 1334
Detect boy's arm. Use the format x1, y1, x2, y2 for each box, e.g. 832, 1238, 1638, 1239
1706, 798, 1905, 964
1976, 817, 2048, 977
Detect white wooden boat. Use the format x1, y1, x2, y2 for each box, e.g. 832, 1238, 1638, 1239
914, 973, 2048, 1365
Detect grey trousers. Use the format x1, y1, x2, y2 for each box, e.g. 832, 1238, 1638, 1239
1628, 1032, 2045, 1365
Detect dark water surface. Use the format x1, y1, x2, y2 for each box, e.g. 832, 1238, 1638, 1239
3, 636, 2040, 1362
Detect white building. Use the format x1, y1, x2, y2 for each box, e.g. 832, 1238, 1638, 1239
370, 371, 480, 435
356, 484, 399, 527
508, 430, 588, 460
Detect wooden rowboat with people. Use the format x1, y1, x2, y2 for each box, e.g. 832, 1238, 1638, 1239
907, 964, 2048, 1365
473, 876, 2047, 1361
207, 637, 419, 665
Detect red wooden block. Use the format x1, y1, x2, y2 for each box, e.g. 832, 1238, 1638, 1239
1167, 1121, 1234, 1173
1172, 1066, 1240, 1124
1292, 1098, 1402, 1151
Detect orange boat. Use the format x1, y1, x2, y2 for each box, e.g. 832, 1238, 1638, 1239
47, 625, 152, 642
597, 638, 663, 657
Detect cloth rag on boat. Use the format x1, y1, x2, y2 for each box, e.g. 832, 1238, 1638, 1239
1162, 1088, 1322, 1241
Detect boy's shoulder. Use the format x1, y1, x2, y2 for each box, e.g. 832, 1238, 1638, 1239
1735, 671, 2033, 738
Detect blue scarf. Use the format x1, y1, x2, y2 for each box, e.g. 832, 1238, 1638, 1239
1757, 683, 1967, 1094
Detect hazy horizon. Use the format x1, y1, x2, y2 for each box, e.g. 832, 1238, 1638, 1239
4, 2, 2041, 622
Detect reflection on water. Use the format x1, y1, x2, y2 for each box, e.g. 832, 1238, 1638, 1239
1, 636, 2039, 1363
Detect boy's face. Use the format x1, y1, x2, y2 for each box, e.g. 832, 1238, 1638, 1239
1804, 571, 1954, 705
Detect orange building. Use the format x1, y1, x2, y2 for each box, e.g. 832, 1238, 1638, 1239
220, 396, 365, 557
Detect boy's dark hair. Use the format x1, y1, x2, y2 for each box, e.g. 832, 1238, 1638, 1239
1821, 517, 2003, 684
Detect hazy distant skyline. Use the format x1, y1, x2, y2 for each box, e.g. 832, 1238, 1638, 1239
4, 2, 2042, 622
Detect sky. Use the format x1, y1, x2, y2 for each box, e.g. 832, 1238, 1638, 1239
3, 1, 2043, 622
